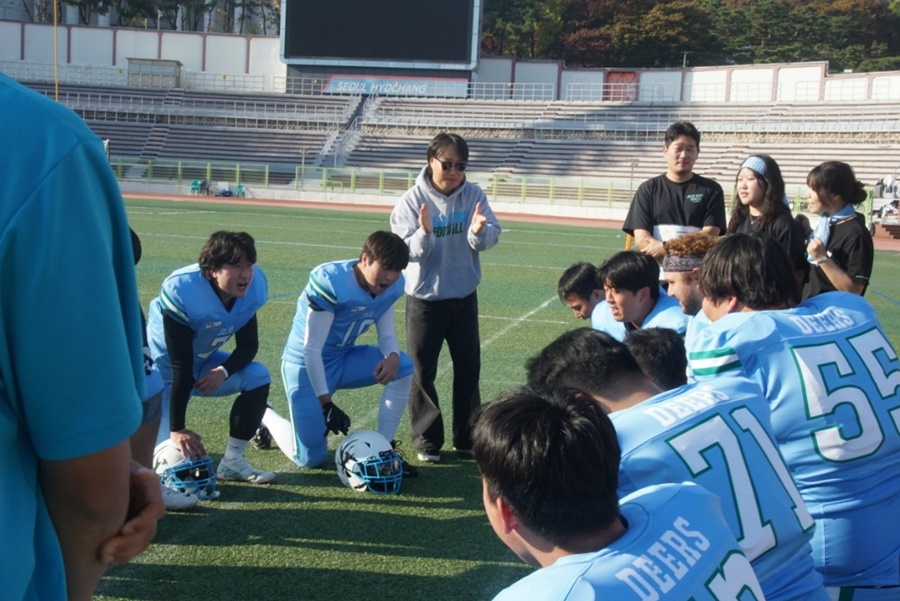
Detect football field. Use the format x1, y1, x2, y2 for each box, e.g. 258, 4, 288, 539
97, 197, 900, 601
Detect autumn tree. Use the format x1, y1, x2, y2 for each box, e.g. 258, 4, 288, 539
482, 0, 566, 58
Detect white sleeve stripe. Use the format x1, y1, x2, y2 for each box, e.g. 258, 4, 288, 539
308, 273, 337, 306
160, 289, 189, 323
690, 352, 741, 376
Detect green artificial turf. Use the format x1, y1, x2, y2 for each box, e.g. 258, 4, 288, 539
95, 197, 900, 600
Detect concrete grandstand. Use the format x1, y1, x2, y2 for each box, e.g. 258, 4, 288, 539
1, 20, 898, 222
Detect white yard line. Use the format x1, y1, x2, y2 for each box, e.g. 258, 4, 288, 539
481, 296, 557, 348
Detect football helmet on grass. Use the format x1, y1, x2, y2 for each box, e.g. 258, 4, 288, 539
336, 430, 402, 494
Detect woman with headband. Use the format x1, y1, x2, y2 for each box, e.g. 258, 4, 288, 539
727, 154, 807, 279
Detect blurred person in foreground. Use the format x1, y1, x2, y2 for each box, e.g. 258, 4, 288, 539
0, 74, 163, 599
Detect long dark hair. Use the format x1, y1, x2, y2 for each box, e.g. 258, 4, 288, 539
727, 155, 790, 233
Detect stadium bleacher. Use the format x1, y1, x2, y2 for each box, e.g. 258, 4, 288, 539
18, 78, 900, 192
159, 126, 327, 166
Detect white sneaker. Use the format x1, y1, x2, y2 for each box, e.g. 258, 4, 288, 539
216, 456, 276, 484
161, 485, 199, 511
417, 451, 441, 463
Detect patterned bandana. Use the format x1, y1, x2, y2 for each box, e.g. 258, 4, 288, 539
662, 253, 704, 272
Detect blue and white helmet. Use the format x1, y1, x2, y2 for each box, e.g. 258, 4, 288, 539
153, 440, 219, 500
335, 430, 402, 495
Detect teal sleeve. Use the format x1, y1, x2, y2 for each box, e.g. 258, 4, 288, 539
3, 140, 142, 460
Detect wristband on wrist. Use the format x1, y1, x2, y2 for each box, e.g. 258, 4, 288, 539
219, 366, 229, 379
815, 255, 830, 265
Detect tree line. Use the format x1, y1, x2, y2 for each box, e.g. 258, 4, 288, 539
22, 0, 900, 73
482, 0, 900, 72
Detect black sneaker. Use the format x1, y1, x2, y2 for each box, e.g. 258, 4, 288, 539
391, 439, 419, 478
251, 425, 272, 450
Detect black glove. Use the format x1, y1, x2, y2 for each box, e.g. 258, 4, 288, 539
322, 401, 351, 436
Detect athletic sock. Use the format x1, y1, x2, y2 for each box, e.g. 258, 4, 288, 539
262, 406, 298, 458
223, 436, 249, 461
378, 373, 412, 441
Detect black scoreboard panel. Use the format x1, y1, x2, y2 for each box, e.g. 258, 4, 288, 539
281, 0, 479, 69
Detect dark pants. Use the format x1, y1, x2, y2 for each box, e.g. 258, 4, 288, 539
405, 292, 481, 455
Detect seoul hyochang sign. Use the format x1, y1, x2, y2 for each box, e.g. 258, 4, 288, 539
323, 77, 468, 97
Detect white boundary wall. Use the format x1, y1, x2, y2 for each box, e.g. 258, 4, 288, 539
0, 21, 284, 90
1, 20, 899, 101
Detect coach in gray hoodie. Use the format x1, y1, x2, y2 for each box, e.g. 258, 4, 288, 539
390, 133, 502, 464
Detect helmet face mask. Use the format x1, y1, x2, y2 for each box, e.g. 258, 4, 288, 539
336, 431, 403, 495
153, 440, 219, 500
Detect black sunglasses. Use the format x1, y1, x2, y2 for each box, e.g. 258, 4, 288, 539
437, 159, 467, 172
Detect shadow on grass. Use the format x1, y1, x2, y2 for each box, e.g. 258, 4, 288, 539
97, 457, 530, 601
98, 561, 529, 601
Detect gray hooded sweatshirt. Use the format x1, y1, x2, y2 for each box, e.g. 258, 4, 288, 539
390, 166, 501, 301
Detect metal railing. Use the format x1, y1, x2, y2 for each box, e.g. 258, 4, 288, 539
112, 155, 883, 225
558, 79, 900, 104
358, 98, 899, 142
182, 71, 265, 93
5, 57, 899, 112
30, 88, 355, 129
4, 59, 899, 106
111, 155, 639, 206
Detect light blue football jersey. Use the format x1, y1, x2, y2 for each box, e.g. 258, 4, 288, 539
611, 377, 826, 601
493, 482, 764, 601
142, 353, 164, 402
282, 259, 405, 364
685, 311, 711, 357
147, 263, 268, 378
688, 292, 900, 588
591, 286, 689, 341
141, 313, 165, 401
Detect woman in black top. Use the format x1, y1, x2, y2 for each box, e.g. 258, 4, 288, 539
802, 160, 874, 300
726, 155, 807, 279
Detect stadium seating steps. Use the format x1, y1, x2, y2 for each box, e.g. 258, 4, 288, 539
25, 81, 900, 189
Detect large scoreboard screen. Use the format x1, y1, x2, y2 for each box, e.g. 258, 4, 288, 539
281, 0, 481, 70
